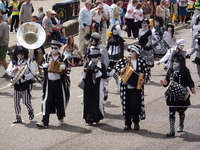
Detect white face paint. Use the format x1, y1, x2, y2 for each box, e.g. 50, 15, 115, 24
51, 46, 59, 54
168, 27, 172, 31
91, 58, 99, 62
17, 54, 24, 60
178, 45, 184, 50
142, 22, 148, 29
173, 61, 180, 70
129, 51, 136, 57
112, 29, 119, 35
155, 21, 160, 26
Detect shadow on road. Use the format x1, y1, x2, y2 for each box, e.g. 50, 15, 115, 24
0, 92, 13, 97
23, 120, 92, 134
104, 112, 123, 120
179, 132, 200, 142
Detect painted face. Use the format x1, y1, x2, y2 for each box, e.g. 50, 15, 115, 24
129, 51, 137, 57
178, 45, 184, 50
168, 27, 172, 31
173, 61, 180, 70
51, 46, 59, 54
142, 22, 148, 29
17, 53, 24, 60
91, 58, 99, 62
112, 29, 119, 35
155, 21, 160, 26
90, 37, 96, 46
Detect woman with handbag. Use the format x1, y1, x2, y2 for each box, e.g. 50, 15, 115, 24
160, 53, 196, 137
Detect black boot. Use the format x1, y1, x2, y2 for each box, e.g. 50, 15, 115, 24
177, 114, 185, 132
28, 110, 34, 120
166, 118, 175, 137
13, 115, 22, 124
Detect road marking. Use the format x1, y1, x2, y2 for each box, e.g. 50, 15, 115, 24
35, 112, 42, 116
0, 83, 12, 90
77, 95, 83, 98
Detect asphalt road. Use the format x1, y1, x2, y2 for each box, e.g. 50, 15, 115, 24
0, 26, 200, 150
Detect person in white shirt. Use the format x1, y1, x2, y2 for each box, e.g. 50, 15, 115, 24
36, 40, 71, 128
132, 3, 143, 38
125, 0, 138, 38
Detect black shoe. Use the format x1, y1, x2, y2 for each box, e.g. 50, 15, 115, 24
166, 132, 175, 137
104, 95, 108, 101
36, 122, 48, 128
86, 122, 93, 126
13, 116, 22, 124
198, 84, 200, 87
28, 110, 34, 120
134, 124, 140, 130
124, 125, 131, 130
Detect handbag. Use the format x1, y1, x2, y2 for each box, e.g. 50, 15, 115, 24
78, 79, 85, 90
165, 81, 190, 101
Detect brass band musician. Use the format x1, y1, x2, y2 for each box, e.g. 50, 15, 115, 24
6, 46, 35, 124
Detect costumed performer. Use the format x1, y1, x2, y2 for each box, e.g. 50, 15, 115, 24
36, 40, 70, 128
160, 53, 196, 137
115, 44, 150, 130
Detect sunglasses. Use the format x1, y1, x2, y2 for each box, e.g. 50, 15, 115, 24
90, 55, 98, 58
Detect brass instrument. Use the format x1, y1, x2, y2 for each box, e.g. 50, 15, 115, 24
11, 22, 46, 84
48, 60, 65, 74
120, 65, 144, 89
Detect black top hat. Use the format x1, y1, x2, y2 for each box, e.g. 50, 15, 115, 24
49, 40, 62, 47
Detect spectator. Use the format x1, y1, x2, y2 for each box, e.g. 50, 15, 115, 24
118, 0, 125, 29
42, 9, 61, 42
51, 10, 67, 39
125, 0, 138, 39
9, 0, 20, 33
91, 4, 104, 33
0, 0, 9, 22
156, 0, 167, 26
78, 0, 92, 53
191, 0, 200, 27
102, 0, 110, 28
63, 44, 75, 67
179, 0, 188, 24
37, 7, 45, 25
142, 0, 152, 20
0, 15, 9, 78
133, 3, 144, 38
19, 0, 34, 24
109, 0, 121, 30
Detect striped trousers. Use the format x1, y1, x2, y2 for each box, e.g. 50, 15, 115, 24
13, 84, 34, 116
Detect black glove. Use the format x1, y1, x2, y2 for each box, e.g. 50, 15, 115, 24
186, 54, 191, 59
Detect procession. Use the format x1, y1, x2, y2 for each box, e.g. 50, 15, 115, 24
0, 0, 200, 149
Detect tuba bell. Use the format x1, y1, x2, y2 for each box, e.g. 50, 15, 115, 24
11, 22, 46, 85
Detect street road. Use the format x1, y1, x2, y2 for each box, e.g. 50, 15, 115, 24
0, 26, 200, 150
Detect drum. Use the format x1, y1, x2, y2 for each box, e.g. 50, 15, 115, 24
165, 81, 190, 101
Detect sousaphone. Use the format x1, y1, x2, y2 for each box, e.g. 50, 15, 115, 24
11, 22, 46, 85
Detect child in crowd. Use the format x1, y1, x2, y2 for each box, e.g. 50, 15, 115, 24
133, 3, 144, 38
63, 45, 75, 67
